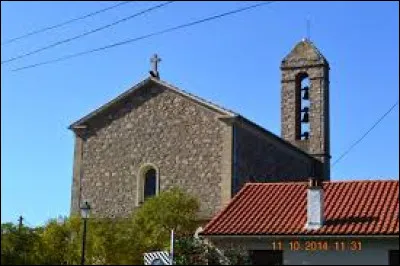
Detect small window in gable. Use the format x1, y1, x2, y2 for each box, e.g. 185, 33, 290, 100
144, 168, 157, 200
137, 164, 159, 206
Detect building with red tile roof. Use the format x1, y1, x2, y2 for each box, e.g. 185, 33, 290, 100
201, 180, 399, 265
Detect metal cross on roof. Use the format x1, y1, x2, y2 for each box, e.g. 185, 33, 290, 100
150, 53, 161, 79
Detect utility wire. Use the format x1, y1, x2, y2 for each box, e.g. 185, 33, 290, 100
1, 1, 133, 46
2, 1, 174, 65
12, 1, 275, 71
332, 101, 399, 167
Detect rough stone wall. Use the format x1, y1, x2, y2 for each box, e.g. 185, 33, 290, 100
281, 65, 330, 180
70, 134, 83, 215
76, 85, 227, 219
281, 66, 329, 155
280, 40, 331, 180
232, 123, 318, 195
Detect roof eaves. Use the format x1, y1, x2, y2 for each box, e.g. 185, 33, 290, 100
152, 78, 237, 117
68, 77, 154, 130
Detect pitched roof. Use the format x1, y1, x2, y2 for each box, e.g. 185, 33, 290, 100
202, 180, 399, 236
281, 39, 329, 68
69, 77, 237, 129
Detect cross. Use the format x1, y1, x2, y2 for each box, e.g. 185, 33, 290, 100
150, 53, 161, 79
306, 17, 311, 40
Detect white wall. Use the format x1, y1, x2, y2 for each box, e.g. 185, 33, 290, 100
283, 239, 397, 265
211, 237, 399, 265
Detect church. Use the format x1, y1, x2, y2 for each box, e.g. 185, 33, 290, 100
69, 39, 331, 221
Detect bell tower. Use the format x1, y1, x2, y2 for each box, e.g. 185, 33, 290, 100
281, 39, 330, 180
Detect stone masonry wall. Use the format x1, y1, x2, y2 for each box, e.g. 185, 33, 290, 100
232, 122, 318, 195
281, 66, 329, 157
77, 85, 227, 219
280, 40, 331, 180
281, 65, 330, 180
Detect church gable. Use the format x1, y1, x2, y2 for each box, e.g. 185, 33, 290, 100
73, 78, 233, 219
69, 77, 235, 132
78, 83, 165, 136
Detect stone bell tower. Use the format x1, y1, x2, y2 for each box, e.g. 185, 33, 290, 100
281, 39, 330, 180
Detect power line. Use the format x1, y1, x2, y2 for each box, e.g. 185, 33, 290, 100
332, 101, 399, 167
12, 1, 275, 72
1, 1, 133, 46
2, 1, 174, 65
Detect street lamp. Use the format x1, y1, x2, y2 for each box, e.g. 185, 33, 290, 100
80, 201, 91, 265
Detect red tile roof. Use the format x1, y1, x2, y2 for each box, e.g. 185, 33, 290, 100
203, 180, 399, 236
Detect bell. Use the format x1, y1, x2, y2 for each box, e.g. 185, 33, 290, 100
302, 87, 309, 100
301, 132, 309, 140
301, 111, 309, 123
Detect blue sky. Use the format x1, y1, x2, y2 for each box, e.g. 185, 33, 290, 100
1, 1, 399, 226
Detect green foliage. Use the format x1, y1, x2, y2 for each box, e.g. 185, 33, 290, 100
133, 187, 200, 233
219, 244, 251, 265
1, 188, 248, 265
127, 187, 201, 264
174, 237, 208, 265
39, 216, 81, 265
85, 217, 133, 265
173, 236, 251, 265
1, 223, 42, 265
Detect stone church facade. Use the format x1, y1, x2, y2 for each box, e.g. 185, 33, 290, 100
70, 39, 330, 220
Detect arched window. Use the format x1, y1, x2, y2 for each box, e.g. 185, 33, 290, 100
144, 168, 156, 199
137, 164, 159, 205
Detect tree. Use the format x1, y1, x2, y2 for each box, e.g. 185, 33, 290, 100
126, 187, 201, 264
174, 236, 208, 265
3, 188, 251, 265
1, 222, 43, 265
39, 216, 81, 265
84, 217, 133, 265
218, 243, 251, 265
173, 236, 251, 265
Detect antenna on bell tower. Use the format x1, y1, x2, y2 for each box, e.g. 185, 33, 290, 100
303, 17, 311, 41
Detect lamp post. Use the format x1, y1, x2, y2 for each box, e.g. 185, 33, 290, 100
80, 201, 91, 265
